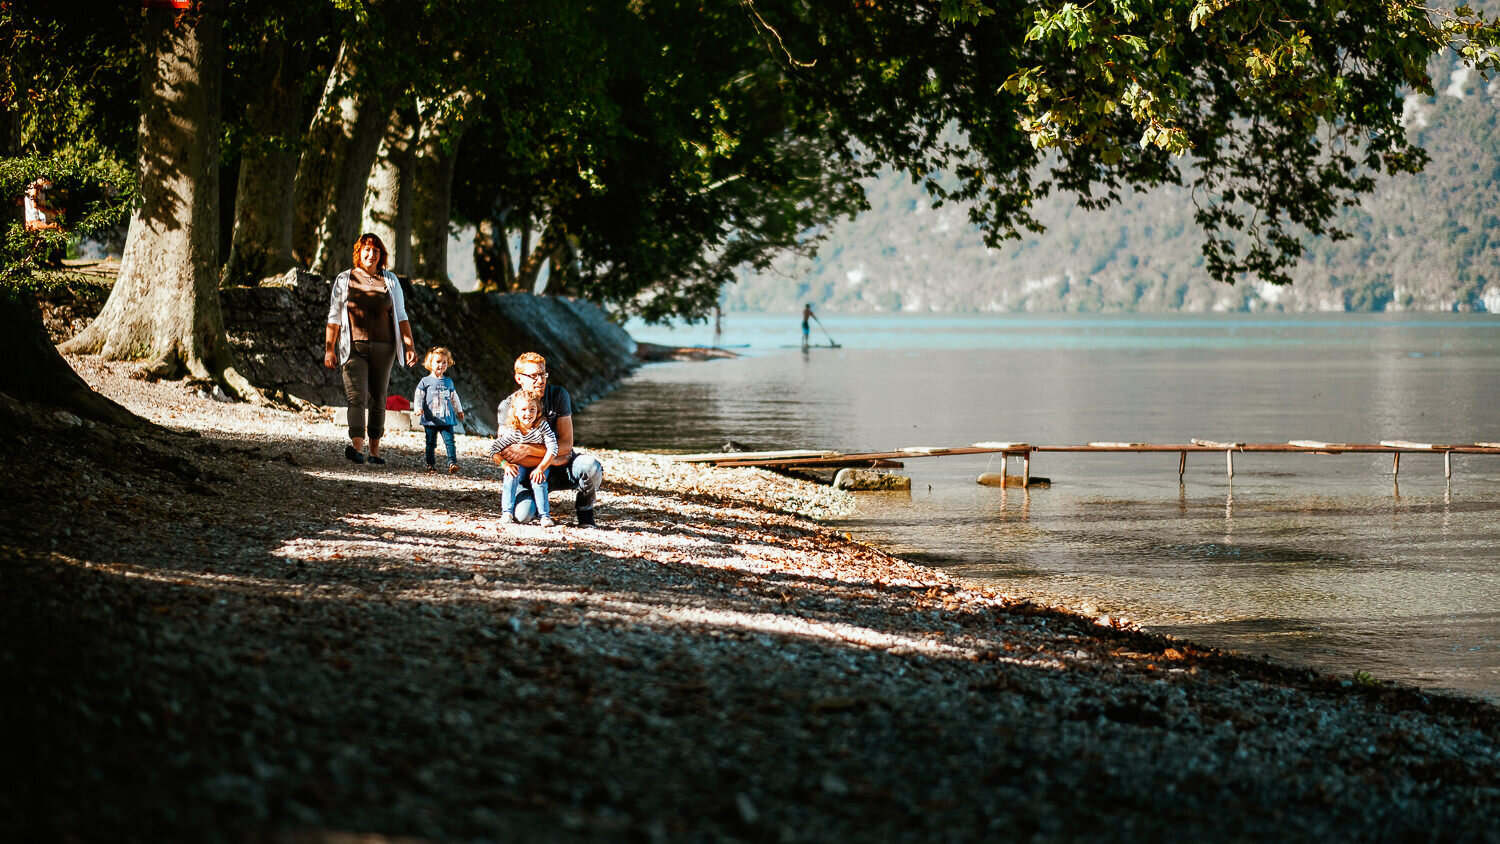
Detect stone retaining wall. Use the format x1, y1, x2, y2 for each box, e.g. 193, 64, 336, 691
42, 271, 639, 434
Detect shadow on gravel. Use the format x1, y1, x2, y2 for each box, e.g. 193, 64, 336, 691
6, 413, 1500, 843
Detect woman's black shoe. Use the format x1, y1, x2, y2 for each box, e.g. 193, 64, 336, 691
367, 454, 387, 465
345, 445, 365, 464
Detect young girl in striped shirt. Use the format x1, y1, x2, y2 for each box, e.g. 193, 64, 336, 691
486, 392, 558, 527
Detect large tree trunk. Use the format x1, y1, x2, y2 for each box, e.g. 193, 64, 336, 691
221, 31, 307, 287
408, 91, 475, 283
291, 39, 393, 278
362, 103, 418, 276
0, 288, 148, 428
59, 1, 257, 400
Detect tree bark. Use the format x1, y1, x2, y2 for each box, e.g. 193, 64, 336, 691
515, 219, 558, 294
409, 91, 475, 283
362, 103, 418, 276
222, 31, 307, 287
547, 233, 580, 297
0, 287, 148, 428
3, 99, 18, 228
59, 1, 257, 401
291, 39, 394, 278
472, 217, 515, 293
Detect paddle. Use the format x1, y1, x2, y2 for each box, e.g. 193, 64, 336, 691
810, 313, 840, 347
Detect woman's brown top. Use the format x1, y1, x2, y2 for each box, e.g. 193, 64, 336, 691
346, 268, 394, 343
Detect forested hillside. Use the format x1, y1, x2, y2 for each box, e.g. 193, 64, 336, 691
725, 59, 1500, 314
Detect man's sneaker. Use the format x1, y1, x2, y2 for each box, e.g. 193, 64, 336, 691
426, 465, 436, 473
499, 513, 516, 524
538, 517, 556, 528
448, 463, 459, 475
576, 509, 597, 528
345, 445, 365, 464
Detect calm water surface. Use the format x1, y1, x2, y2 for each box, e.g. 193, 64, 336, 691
581, 313, 1500, 701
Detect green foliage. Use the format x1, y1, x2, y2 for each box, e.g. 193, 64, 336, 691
982, 0, 1500, 285
0, 153, 138, 286
726, 53, 1500, 315
452, 0, 868, 324
11, 0, 1500, 328
0, 0, 140, 164
722, 0, 1500, 294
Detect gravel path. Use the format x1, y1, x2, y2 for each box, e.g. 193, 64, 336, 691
4, 357, 1500, 842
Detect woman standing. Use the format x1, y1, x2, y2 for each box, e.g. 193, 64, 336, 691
324, 233, 417, 464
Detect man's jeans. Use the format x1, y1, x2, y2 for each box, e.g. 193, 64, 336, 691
511, 452, 603, 524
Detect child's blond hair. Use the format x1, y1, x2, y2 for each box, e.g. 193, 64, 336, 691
505, 391, 543, 432
423, 347, 453, 373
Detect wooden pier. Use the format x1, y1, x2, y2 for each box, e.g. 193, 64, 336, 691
676, 440, 1500, 485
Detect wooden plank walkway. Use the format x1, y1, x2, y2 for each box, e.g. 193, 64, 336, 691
679, 441, 1500, 483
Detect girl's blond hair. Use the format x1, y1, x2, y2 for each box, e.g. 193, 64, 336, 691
505, 391, 543, 432
423, 347, 453, 373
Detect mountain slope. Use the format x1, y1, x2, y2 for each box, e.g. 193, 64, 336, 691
725, 59, 1500, 314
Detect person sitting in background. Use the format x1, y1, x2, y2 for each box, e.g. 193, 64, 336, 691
23, 179, 60, 231
488, 352, 604, 527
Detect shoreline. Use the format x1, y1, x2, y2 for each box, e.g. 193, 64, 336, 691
4, 356, 1500, 840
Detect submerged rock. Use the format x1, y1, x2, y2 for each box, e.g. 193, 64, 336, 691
833, 468, 912, 491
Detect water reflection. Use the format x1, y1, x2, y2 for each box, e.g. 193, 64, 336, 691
587, 313, 1500, 700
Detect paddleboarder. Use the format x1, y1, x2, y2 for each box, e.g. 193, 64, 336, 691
801, 304, 815, 350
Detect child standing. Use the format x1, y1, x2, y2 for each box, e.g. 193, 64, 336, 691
414, 348, 466, 474
485, 392, 558, 527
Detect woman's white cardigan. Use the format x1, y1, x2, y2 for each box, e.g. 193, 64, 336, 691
326, 269, 410, 367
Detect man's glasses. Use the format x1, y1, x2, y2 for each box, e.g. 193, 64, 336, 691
518, 370, 548, 381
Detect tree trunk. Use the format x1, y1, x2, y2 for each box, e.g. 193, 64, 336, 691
546, 233, 580, 297
0, 287, 148, 428
291, 39, 393, 278
409, 91, 475, 283
3, 100, 18, 228
515, 219, 558, 294
472, 217, 510, 293
362, 102, 418, 276
222, 31, 307, 287
59, 1, 257, 400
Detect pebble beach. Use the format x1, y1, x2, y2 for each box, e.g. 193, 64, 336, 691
4, 356, 1500, 842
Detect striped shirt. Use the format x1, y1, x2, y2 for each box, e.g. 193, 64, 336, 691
485, 420, 557, 465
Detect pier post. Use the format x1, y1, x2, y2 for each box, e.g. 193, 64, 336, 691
1022, 452, 1031, 487
1178, 451, 1186, 482
1226, 449, 1234, 479
1445, 450, 1452, 480
1392, 452, 1400, 478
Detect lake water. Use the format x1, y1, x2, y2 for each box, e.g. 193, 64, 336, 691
580, 313, 1500, 701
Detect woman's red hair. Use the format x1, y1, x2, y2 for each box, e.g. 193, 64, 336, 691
352, 232, 389, 274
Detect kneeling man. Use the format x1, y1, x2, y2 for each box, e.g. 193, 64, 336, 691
487, 352, 604, 527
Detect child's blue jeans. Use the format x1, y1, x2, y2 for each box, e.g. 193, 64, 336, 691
424, 425, 457, 467
503, 471, 549, 519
